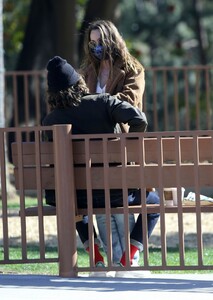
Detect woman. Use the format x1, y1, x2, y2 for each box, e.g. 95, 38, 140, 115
80, 19, 146, 266
80, 19, 145, 110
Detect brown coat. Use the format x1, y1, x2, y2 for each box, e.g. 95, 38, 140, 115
81, 59, 145, 111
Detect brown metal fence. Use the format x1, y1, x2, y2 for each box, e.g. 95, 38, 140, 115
4, 65, 213, 130
0, 127, 58, 267
143, 65, 213, 131
0, 126, 213, 276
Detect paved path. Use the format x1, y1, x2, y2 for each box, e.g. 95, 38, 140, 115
0, 273, 213, 300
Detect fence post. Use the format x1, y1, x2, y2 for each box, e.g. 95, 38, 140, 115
53, 124, 77, 277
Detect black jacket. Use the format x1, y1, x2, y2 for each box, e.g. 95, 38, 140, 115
43, 93, 148, 207
42, 93, 147, 135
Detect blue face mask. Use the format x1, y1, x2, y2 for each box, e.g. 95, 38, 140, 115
90, 44, 105, 60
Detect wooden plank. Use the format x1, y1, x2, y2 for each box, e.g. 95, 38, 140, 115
14, 163, 213, 190
14, 167, 55, 189
20, 203, 213, 218
12, 142, 54, 166
20, 206, 83, 221
12, 136, 213, 167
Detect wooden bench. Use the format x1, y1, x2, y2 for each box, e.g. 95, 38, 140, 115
11, 125, 213, 277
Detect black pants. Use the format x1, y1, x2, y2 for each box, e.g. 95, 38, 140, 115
45, 190, 98, 244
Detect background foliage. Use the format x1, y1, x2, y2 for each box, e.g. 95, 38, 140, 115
3, 0, 213, 71
2, 0, 213, 136
118, 0, 213, 67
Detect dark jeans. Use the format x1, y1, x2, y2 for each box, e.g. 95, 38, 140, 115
129, 190, 160, 250
45, 190, 98, 243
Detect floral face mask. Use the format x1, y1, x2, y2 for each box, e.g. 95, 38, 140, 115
89, 41, 106, 60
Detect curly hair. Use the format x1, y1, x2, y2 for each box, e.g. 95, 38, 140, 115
46, 77, 89, 110
81, 19, 143, 77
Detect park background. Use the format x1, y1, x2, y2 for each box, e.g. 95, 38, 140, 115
1, 0, 213, 132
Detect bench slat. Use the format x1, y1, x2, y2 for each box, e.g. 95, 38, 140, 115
21, 203, 213, 218
14, 164, 213, 190
19, 206, 82, 221
12, 137, 213, 167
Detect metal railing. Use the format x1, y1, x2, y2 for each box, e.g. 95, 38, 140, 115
4, 65, 213, 130
0, 126, 213, 277
144, 65, 213, 131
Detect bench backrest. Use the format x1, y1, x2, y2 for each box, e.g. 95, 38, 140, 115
12, 132, 213, 191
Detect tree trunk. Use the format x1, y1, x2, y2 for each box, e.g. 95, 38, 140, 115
16, 0, 77, 71
192, 0, 207, 65
0, 0, 4, 128
0, 0, 16, 197
7, 0, 120, 162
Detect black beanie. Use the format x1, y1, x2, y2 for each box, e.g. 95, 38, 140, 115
47, 56, 80, 92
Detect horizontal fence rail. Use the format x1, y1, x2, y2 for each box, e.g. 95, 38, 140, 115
4, 65, 213, 131
0, 126, 213, 277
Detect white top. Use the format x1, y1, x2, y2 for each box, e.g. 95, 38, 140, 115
96, 81, 106, 93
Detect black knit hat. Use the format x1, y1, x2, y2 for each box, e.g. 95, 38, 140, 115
47, 56, 80, 92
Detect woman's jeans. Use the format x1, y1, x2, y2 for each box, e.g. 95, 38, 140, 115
96, 213, 138, 264
46, 189, 160, 256
76, 191, 160, 253
96, 191, 160, 262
